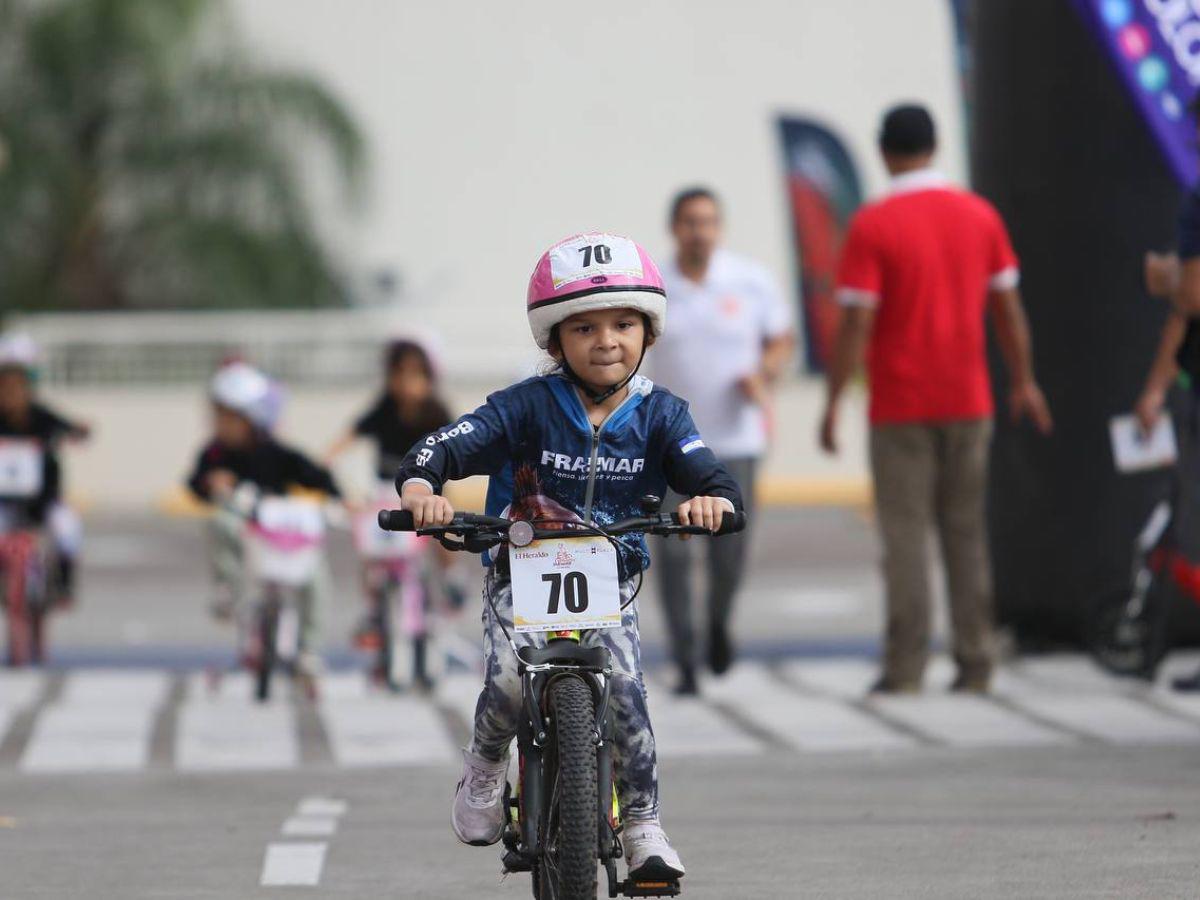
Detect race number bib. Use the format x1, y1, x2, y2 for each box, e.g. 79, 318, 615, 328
255, 497, 325, 539
510, 536, 621, 633
0, 440, 43, 498
548, 234, 644, 288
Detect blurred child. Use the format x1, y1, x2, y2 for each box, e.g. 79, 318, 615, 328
327, 338, 458, 686
0, 333, 89, 605
186, 361, 340, 673
326, 338, 453, 481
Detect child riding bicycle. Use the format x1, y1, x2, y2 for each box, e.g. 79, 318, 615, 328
0, 333, 89, 608
396, 233, 743, 881
186, 361, 341, 677
328, 336, 460, 686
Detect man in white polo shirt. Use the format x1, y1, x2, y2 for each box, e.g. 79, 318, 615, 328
648, 187, 795, 694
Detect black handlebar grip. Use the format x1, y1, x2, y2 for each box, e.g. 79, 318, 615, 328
377, 509, 416, 532
667, 510, 747, 534
715, 510, 748, 536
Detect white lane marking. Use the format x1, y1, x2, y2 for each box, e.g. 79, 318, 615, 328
175, 702, 298, 771
298, 797, 348, 817
21, 704, 157, 772
1005, 693, 1200, 744
643, 687, 762, 757
317, 671, 371, 702
0, 671, 45, 709
781, 658, 875, 700
260, 842, 327, 887
868, 694, 1073, 747
435, 671, 483, 733
1004, 655, 1127, 695
320, 695, 455, 766
281, 816, 339, 837
59, 669, 170, 706
1152, 688, 1200, 724
703, 663, 916, 751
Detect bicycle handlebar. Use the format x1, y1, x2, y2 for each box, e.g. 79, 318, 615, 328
377, 508, 747, 539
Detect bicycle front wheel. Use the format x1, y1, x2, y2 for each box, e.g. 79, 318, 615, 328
1089, 577, 1171, 680
537, 675, 598, 900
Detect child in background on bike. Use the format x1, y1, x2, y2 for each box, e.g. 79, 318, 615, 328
186, 361, 341, 673
0, 333, 89, 605
326, 337, 454, 482
396, 233, 743, 880
327, 337, 460, 683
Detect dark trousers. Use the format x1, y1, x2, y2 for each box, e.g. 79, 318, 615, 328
869, 420, 995, 686
654, 457, 756, 676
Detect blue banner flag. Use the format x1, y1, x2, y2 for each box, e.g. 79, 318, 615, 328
1073, 0, 1199, 186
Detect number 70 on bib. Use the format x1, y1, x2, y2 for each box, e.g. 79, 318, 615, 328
509, 536, 622, 633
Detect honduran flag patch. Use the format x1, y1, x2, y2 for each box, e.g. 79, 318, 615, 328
679, 435, 705, 455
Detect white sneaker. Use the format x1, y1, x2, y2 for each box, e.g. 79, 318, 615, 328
451, 747, 509, 846
623, 820, 685, 879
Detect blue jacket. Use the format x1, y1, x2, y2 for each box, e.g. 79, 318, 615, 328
394, 374, 743, 576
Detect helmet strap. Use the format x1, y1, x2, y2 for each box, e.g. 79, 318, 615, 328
561, 343, 647, 406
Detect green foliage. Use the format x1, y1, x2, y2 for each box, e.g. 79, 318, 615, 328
0, 0, 365, 310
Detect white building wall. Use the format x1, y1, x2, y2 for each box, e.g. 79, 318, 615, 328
230, 0, 965, 362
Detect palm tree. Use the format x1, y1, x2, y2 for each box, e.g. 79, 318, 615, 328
0, 0, 365, 312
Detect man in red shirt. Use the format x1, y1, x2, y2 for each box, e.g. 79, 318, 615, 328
820, 104, 1052, 694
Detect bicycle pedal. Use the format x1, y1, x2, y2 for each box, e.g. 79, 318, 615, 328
619, 878, 681, 897
500, 849, 533, 873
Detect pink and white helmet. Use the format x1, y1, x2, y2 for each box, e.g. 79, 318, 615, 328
526, 233, 666, 349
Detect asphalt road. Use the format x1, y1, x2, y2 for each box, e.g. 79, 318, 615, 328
2, 746, 1198, 899
2, 508, 1199, 899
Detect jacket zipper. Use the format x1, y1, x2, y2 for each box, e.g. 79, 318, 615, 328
583, 424, 601, 523
577, 385, 638, 525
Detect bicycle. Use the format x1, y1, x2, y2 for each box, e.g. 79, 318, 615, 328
379, 495, 746, 900
229, 489, 332, 702
353, 485, 439, 691
0, 438, 58, 666
1089, 394, 1200, 683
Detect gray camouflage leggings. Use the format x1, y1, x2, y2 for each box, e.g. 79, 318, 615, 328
471, 570, 659, 822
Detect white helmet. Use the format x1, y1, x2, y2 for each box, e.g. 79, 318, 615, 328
0, 333, 41, 371
209, 362, 283, 431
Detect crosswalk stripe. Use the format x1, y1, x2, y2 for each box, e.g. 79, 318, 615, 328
4, 653, 1200, 774
20, 669, 167, 773
435, 671, 483, 736
21, 704, 158, 772
644, 688, 763, 757
320, 695, 455, 766
59, 669, 171, 706
782, 658, 1073, 747
867, 694, 1073, 747
0, 671, 44, 709
176, 701, 298, 771
703, 663, 916, 752
1002, 693, 1200, 744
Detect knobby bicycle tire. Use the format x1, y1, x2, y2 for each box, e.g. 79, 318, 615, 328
537, 676, 599, 900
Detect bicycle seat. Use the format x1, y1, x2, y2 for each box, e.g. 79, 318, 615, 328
518, 642, 610, 669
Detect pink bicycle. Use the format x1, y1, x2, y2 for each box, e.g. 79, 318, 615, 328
354, 490, 437, 691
